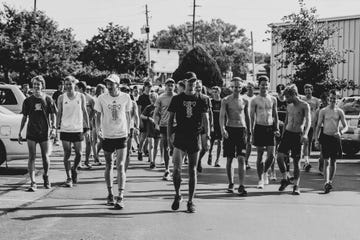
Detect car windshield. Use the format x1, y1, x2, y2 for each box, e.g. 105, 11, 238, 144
0, 106, 16, 115
339, 98, 360, 115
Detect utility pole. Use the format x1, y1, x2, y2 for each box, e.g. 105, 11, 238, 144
191, 0, 200, 48
251, 31, 256, 83
145, 4, 151, 79
34, 0, 37, 12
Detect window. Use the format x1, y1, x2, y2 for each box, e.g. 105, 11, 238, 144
0, 88, 17, 105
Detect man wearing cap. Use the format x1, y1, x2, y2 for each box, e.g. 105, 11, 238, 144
220, 77, 250, 196
168, 72, 210, 213
153, 78, 176, 180
137, 81, 152, 161
57, 76, 90, 188
94, 74, 132, 209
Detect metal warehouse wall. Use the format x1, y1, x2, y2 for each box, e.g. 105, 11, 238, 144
270, 15, 360, 96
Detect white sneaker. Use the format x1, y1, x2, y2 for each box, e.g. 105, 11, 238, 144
263, 173, 269, 185
270, 172, 277, 181
257, 180, 264, 189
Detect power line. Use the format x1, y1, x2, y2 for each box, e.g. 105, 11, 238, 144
190, 0, 201, 48
145, 4, 151, 78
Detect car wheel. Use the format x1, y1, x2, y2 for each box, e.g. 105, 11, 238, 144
0, 140, 6, 166
342, 143, 360, 156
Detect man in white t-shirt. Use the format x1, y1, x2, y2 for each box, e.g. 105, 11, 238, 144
94, 74, 131, 210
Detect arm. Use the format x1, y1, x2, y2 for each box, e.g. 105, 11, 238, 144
244, 99, 250, 133
153, 99, 161, 126
167, 112, 175, 144
132, 102, 140, 130
208, 98, 213, 131
203, 112, 210, 137
250, 98, 256, 134
315, 110, 324, 142
56, 95, 63, 129
302, 103, 311, 138
89, 98, 96, 122
18, 115, 27, 144
339, 110, 348, 135
219, 99, 227, 138
272, 97, 279, 132
81, 94, 90, 130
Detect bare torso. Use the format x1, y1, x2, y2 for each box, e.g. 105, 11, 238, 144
253, 94, 275, 126
321, 107, 343, 136
224, 95, 247, 128
285, 100, 308, 133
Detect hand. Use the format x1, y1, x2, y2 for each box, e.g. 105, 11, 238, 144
222, 129, 229, 139
18, 132, 23, 145
274, 130, 281, 138
49, 129, 56, 139
334, 132, 341, 139
148, 117, 155, 123
97, 129, 103, 140
155, 124, 160, 130
210, 125, 214, 132
84, 129, 90, 139
301, 134, 308, 144
133, 128, 139, 136
315, 140, 320, 148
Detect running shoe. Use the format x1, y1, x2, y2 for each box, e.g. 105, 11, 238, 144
138, 152, 143, 161
238, 185, 247, 196
246, 164, 251, 170
93, 160, 102, 166
114, 197, 124, 209
207, 155, 212, 166
64, 178, 73, 188
184, 157, 188, 164
197, 163, 202, 173
303, 163, 312, 172
27, 182, 37, 192
227, 183, 234, 193
171, 195, 183, 211
270, 172, 277, 181
84, 161, 92, 169
279, 178, 290, 191
71, 167, 78, 184
292, 185, 301, 195
214, 162, 221, 167
43, 175, 51, 189
264, 173, 269, 185
107, 194, 115, 205
162, 171, 171, 181
324, 182, 333, 194
150, 162, 156, 169
186, 201, 196, 213
257, 180, 264, 189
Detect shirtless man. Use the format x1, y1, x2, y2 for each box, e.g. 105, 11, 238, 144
250, 76, 279, 189
220, 77, 250, 196
277, 84, 311, 195
315, 90, 347, 194
243, 82, 256, 170
208, 86, 222, 167
300, 84, 320, 172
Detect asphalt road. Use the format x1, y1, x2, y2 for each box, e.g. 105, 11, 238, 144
0, 146, 360, 240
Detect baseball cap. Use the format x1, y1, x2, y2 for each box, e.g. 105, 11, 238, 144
105, 74, 120, 84
184, 72, 197, 83
144, 81, 152, 87
165, 78, 175, 84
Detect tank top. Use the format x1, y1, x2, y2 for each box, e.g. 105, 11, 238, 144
61, 92, 83, 132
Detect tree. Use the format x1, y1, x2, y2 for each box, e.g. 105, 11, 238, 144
0, 4, 82, 84
79, 23, 148, 77
172, 45, 223, 87
152, 19, 251, 76
270, 0, 352, 94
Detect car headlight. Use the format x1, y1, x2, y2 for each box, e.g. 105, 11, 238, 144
0, 126, 11, 136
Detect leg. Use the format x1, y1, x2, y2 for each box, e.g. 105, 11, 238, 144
62, 141, 72, 179
208, 138, 215, 165
161, 133, 170, 172
85, 133, 91, 165
115, 147, 127, 199
329, 157, 337, 182
237, 155, 246, 186
197, 134, 207, 172
153, 138, 160, 165
264, 146, 275, 173
39, 141, 50, 177
125, 133, 132, 171
215, 140, 221, 165
172, 148, 185, 196
91, 129, 99, 162
226, 157, 234, 185
138, 132, 146, 160
277, 152, 287, 179
104, 151, 115, 196
245, 142, 252, 167
147, 137, 154, 166
293, 157, 301, 186
73, 141, 82, 169
27, 140, 37, 184
188, 151, 199, 203
256, 147, 264, 180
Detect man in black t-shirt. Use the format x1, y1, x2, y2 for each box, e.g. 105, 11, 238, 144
137, 81, 152, 161
19, 76, 57, 192
167, 72, 210, 213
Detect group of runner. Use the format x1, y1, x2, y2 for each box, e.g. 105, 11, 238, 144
18, 72, 348, 213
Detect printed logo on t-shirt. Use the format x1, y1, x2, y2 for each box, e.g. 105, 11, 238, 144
183, 101, 196, 118
108, 100, 122, 120
34, 103, 42, 111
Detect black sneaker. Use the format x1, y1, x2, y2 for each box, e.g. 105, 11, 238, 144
197, 163, 202, 173
150, 162, 156, 169
184, 157, 188, 164
246, 164, 251, 170
138, 152, 143, 161
186, 201, 196, 213
303, 163, 312, 172
84, 162, 92, 169
292, 185, 301, 195
107, 194, 115, 205
324, 182, 333, 194
43, 175, 51, 189
238, 185, 247, 196
214, 162, 221, 167
171, 195, 182, 211
71, 167, 78, 184
27, 182, 37, 192
279, 178, 290, 191
207, 155, 212, 166
227, 183, 234, 193
114, 197, 124, 209
162, 171, 171, 181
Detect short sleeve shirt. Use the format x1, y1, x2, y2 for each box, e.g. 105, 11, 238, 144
168, 92, 208, 136
142, 104, 156, 135
94, 92, 131, 139
211, 98, 222, 130
137, 93, 151, 112
155, 92, 176, 127
22, 94, 56, 138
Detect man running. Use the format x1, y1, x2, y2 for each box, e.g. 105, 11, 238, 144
76, 81, 96, 169
208, 86, 222, 167
153, 78, 176, 180
300, 84, 320, 172
277, 84, 311, 195
195, 80, 212, 173
19, 75, 56, 191
315, 90, 347, 193
243, 81, 256, 170
250, 76, 279, 189
95, 74, 131, 209
220, 77, 250, 196
168, 72, 209, 213
57, 76, 90, 187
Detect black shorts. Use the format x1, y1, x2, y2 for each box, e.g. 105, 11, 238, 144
253, 124, 275, 147
223, 127, 246, 158
320, 133, 342, 159
147, 129, 161, 139
173, 133, 200, 154
276, 123, 284, 145
27, 134, 49, 144
160, 126, 176, 136
103, 138, 127, 153
211, 126, 222, 141
278, 130, 302, 158
60, 132, 84, 142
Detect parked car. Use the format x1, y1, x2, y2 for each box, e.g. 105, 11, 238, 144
338, 96, 360, 156
0, 83, 26, 114
0, 106, 43, 166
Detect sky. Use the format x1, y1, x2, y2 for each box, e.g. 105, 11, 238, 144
2, 0, 360, 53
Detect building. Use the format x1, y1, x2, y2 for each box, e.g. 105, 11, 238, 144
270, 15, 360, 96
245, 63, 268, 83
149, 48, 181, 83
